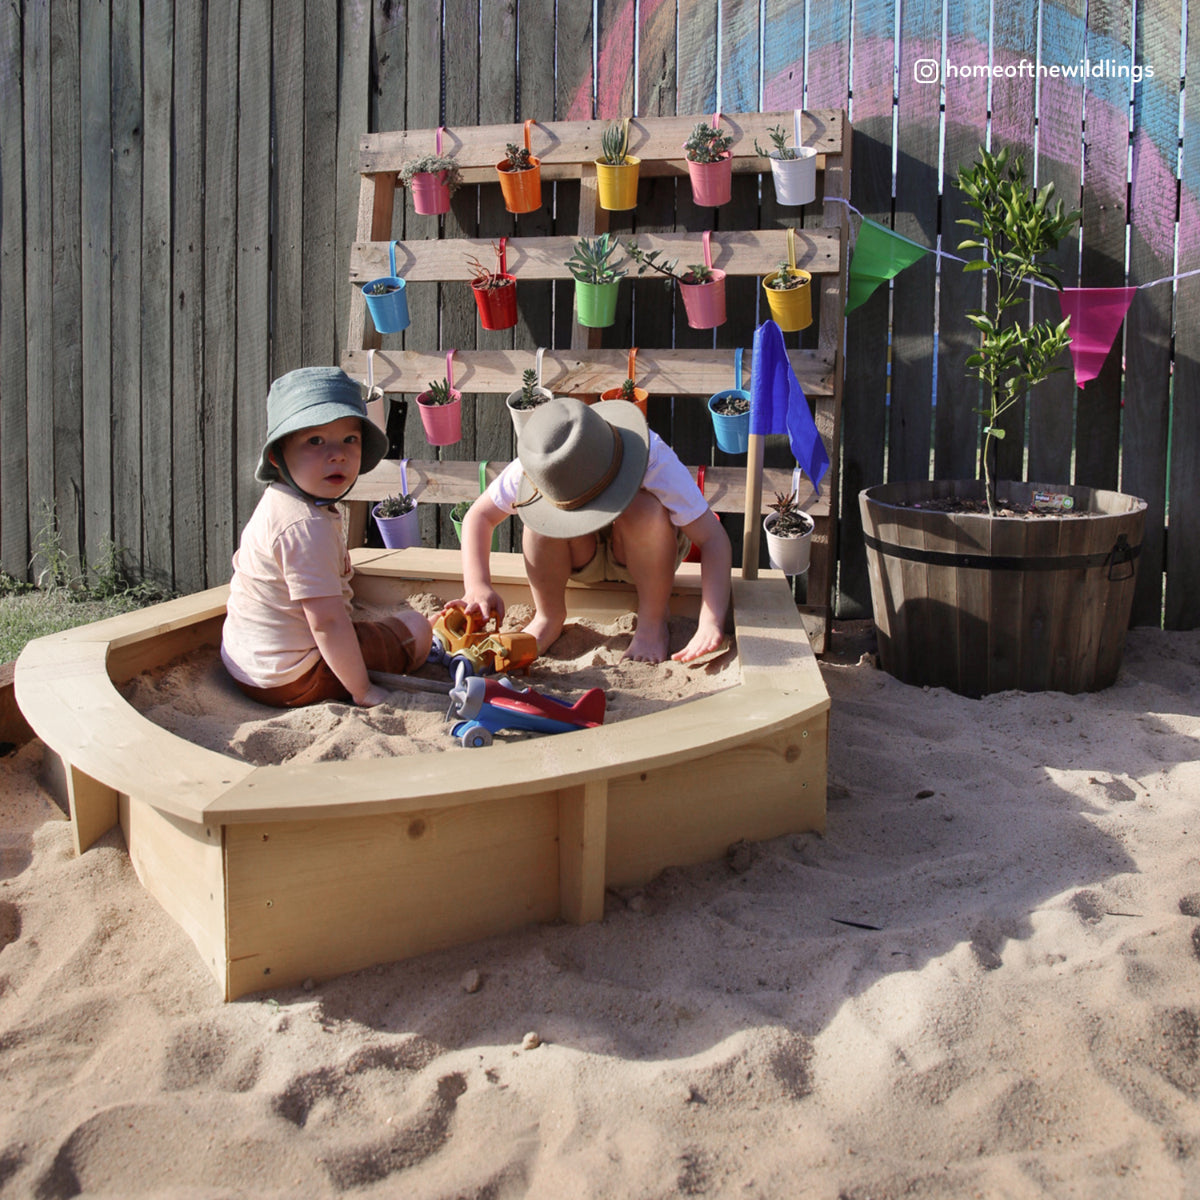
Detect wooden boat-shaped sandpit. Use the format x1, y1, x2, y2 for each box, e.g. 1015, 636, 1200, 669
15, 548, 829, 1000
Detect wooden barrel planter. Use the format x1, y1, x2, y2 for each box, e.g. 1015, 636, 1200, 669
859, 480, 1147, 697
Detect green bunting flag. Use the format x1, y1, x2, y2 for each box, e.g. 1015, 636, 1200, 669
845, 219, 931, 313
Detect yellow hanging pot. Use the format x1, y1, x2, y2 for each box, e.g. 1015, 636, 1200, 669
595, 118, 641, 211
762, 228, 812, 332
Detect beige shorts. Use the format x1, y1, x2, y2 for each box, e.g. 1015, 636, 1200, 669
570, 523, 691, 585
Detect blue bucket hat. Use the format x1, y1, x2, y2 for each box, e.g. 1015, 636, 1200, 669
256, 366, 389, 485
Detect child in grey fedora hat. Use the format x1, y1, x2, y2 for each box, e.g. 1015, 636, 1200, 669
221, 366, 432, 708
450, 396, 731, 663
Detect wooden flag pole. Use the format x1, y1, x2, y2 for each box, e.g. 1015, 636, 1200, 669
741, 431, 765, 579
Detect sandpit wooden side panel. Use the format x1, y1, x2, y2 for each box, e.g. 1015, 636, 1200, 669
222, 797, 564, 998
604, 715, 827, 889
120, 795, 229, 996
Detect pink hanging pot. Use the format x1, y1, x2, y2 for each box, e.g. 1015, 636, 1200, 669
684, 109, 734, 207
405, 127, 457, 215
678, 231, 726, 329
416, 350, 463, 447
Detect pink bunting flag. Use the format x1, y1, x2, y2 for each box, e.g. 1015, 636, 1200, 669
1058, 287, 1137, 387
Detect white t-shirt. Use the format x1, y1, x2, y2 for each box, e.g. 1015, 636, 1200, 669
220, 484, 354, 688
487, 429, 710, 527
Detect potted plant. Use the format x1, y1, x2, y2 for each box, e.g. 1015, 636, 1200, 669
859, 145, 1147, 696
627, 230, 725, 329
683, 119, 734, 207
763, 490, 814, 576
753, 123, 817, 206
449, 500, 472, 546
372, 490, 420, 550
468, 239, 517, 331
399, 153, 462, 216
594, 119, 640, 211
599, 348, 648, 416
361, 240, 410, 334
505, 367, 553, 436
762, 257, 813, 331
567, 232, 627, 329
416, 375, 462, 446
495, 121, 541, 214
707, 347, 751, 454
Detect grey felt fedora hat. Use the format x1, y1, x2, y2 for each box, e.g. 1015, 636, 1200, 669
513, 397, 649, 538
256, 366, 389, 483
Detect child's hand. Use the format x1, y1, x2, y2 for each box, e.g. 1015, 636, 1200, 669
449, 588, 506, 626
355, 683, 393, 707
671, 620, 727, 663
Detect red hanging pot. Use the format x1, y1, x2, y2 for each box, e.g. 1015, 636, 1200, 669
472, 237, 518, 331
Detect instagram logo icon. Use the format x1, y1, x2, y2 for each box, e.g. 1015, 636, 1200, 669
913, 58, 940, 84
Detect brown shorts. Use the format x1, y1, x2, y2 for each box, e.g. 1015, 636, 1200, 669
234, 616, 421, 708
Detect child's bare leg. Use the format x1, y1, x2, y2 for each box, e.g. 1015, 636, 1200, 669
612, 491, 677, 662
521, 529, 596, 651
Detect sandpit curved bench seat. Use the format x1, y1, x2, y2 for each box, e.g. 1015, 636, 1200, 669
15, 548, 828, 1000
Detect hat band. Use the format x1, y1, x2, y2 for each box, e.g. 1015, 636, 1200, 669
515, 424, 624, 512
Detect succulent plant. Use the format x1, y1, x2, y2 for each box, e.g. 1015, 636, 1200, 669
765, 261, 806, 291
684, 121, 733, 164
422, 378, 454, 406
566, 233, 627, 284
626, 241, 712, 285
599, 122, 630, 165
466, 243, 512, 290
375, 492, 415, 517
398, 154, 462, 194
753, 124, 799, 161
510, 368, 550, 411
767, 491, 812, 538
501, 142, 534, 171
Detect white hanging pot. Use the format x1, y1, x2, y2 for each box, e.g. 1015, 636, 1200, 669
770, 148, 817, 206
763, 509, 814, 575
506, 347, 554, 437
768, 109, 817, 206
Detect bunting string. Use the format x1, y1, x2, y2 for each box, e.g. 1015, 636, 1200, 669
831, 197, 1199, 388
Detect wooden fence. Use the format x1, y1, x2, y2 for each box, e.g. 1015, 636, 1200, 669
2, 0, 1196, 630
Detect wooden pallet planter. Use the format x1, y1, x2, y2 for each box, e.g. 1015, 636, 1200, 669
343, 109, 852, 651
15, 553, 828, 1000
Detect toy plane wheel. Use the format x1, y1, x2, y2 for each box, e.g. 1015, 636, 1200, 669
459, 726, 493, 749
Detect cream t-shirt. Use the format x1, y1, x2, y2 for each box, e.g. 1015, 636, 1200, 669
220, 484, 354, 688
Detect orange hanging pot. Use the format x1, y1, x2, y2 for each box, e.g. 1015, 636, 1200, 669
496, 119, 542, 214
599, 347, 649, 417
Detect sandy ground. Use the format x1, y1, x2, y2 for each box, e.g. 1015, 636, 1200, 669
1, 622, 1199, 1198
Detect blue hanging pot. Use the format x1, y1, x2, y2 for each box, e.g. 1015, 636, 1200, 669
707, 347, 751, 454
362, 241, 410, 334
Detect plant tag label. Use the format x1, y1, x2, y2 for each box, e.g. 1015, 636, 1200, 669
1032, 491, 1075, 512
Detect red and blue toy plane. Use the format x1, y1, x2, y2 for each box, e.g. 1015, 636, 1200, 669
445, 670, 606, 748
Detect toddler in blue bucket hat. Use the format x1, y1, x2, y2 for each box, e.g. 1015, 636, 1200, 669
221, 367, 432, 708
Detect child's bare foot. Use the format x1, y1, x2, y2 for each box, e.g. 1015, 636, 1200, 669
623, 619, 670, 663
522, 611, 566, 654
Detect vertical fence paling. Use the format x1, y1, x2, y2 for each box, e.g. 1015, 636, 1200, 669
0, 1, 1195, 630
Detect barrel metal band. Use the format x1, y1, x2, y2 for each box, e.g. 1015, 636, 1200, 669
862, 532, 1141, 580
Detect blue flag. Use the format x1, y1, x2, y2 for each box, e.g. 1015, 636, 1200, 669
749, 320, 829, 496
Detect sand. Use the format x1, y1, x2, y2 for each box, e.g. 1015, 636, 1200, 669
115, 599, 741, 764
2, 624, 1199, 1198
